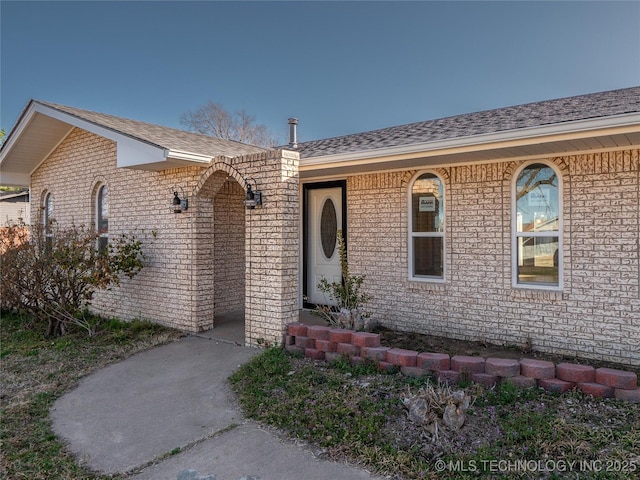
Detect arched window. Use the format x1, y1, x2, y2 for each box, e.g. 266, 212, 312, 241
42, 191, 53, 248
513, 162, 561, 288
96, 184, 108, 252
42, 191, 53, 231
409, 172, 445, 280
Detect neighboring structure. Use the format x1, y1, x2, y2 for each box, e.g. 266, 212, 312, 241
1, 87, 639, 365
0, 189, 29, 225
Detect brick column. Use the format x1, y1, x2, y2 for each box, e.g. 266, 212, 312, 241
244, 150, 300, 346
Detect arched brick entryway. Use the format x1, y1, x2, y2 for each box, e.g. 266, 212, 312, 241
192, 150, 300, 346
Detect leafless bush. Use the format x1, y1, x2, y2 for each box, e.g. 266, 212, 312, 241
1, 219, 144, 336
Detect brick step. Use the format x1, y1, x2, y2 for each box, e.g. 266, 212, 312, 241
614, 388, 640, 403
329, 329, 352, 344
485, 358, 520, 378
294, 336, 315, 349
362, 346, 390, 361
315, 339, 337, 352
351, 332, 381, 348
417, 352, 450, 371
305, 348, 325, 360
451, 355, 485, 374
520, 359, 555, 380
577, 382, 614, 399
539, 378, 575, 394
306, 325, 331, 340
336, 343, 360, 357
556, 363, 595, 383
436, 370, 460, 385
287, 323, 307, 337
595, 368, 638, 390
386, 348, 419, 367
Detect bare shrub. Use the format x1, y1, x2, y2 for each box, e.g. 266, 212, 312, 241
1, 219, 144, 336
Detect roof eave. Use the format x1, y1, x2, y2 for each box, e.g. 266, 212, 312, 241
300, 112, 640, 170
0, 101, 212, 179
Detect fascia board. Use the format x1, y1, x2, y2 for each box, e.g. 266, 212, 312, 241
166, 150, 213, 164
0, 102, 38, 163
301, 113, 640, 168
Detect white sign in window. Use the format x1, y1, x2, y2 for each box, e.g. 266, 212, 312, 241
419, 196, 436, 212
528, 186, 550, 207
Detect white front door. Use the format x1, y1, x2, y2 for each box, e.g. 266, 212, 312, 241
307, 187, 343, 306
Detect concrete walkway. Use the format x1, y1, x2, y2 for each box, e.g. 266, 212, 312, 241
50, 334, 382, 480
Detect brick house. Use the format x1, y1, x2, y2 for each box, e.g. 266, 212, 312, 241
1, 87, 639, 365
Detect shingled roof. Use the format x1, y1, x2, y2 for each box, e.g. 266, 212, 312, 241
296, 87, 640, 158
35, 101, 267, 158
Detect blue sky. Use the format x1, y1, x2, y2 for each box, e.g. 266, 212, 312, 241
1, 1, 639, 143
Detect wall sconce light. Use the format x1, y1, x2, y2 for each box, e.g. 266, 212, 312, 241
243, 179, 262, 210
172, 189, 188, 213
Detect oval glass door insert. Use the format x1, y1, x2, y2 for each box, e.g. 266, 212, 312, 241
320, 198, 338, 259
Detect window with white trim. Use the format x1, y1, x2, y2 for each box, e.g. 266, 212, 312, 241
513, 162, 561, 288
409, 172, 444, 280
42, 192, 52, 229
96, 184, 108, 252
42, 191, 53, 239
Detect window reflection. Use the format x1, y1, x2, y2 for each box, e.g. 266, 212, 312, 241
410, 173, 444, 280
515, 164, 560, 287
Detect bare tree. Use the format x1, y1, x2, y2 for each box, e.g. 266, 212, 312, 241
180, 101, 280, 147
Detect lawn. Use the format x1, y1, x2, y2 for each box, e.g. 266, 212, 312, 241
0, 312, 182, 480
229, 347, 640, 480
2, 311, 639, 480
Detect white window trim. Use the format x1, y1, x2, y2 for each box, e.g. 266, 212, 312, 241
511, 161, 563, 291
42, 191, 53, 237
408, 170, 446, 283
95, 184, 108, 250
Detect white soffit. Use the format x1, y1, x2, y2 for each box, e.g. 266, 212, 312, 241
0, 102, 213, 185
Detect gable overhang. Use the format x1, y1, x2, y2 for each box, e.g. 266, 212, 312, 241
299, 113, 640, 178
0, 101, 212, 186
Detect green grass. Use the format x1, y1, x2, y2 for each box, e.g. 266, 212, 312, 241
229, 347, 428, 477
0, 311, 182, 480
3, 313, 639, 480
229, 348, 640, 480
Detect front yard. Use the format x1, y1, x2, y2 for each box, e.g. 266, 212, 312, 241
230, 347, 640, 480
2, 311, 639, 480
0, 313, 182, 479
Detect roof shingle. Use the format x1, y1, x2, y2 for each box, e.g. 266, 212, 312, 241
37, 101, 267, 158
296, 87, 640, 158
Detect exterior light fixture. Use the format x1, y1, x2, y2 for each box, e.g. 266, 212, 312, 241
243, 180, 262, 209
172, 190, 188, 213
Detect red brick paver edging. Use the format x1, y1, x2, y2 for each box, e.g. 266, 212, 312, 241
285, 324, 639, 403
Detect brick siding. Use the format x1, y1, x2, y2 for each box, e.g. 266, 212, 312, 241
31, 128, 300, 345
30, 126, 638, 361
344, 150, 639, 366
31, 129, 205, 331
213, 179, 246, 315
